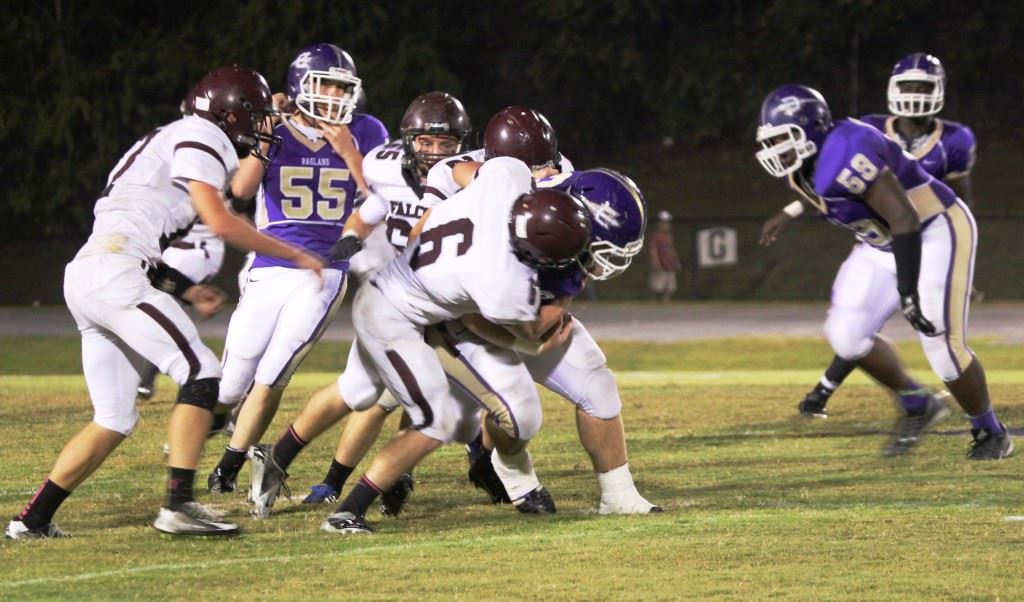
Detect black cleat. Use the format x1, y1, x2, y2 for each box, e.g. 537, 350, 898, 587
320, 511, 375, 534
207, 467, 237, 494
513, 486, 556, 514
798, 384, 832, 418
967, 425, 1014, 460
380, 473, 414, 517
884, 391, 950, 457
468, 452, 511, 504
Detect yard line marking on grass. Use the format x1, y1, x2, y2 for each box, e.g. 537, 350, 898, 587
614, 369, 1024, 386
2, 524, 652, 589
1004, 516, 1024, 521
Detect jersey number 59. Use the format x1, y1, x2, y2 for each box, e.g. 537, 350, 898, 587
836, 153, 879, 195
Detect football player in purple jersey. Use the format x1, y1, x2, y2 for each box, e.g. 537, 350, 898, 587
204, 43, 388, 512
760, 54, 980, 421
7, 66, 325, 539
755, 84, 1011, 459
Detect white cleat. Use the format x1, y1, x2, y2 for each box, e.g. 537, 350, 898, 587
6, 518, 72, 539
248, 444, 289, 519
599, 490, 663, 515
152, 502, 239, 536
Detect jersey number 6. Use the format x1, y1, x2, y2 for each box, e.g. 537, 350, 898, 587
411, 218, 474, 270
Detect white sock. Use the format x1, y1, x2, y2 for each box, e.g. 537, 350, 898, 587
491, 448, 540, 501
819, 376, 838, 391
597, 463, 636, 497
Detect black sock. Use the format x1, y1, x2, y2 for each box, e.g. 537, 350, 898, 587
272, 425, 306, 471
825, 355, 857, 386
19, 479, 71, 529
338, 476, 381, 517
167, 467, 196, 507
323, 459, 354, 492
214, 446, 247, 478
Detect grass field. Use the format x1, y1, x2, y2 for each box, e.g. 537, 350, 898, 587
2, 337, 1023, 600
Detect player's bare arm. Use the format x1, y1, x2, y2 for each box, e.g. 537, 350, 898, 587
189, 180, 325, 278
452, 161, 483, 188
863, 167, 934, 334
759, 200, 805, 246
408, 208, 434, 243
319, 122, 371, 195
863, 168, 920, 234
182, 284, 228, 319
944, 173, 975, 208
231, 155, 268, 200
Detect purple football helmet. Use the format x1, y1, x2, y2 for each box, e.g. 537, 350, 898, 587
888, 53, 945, 117
541, 168, 647, 280
286, 43, 362, 125
755, 84, 833, 178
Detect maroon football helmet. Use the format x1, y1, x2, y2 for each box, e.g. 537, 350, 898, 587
400, 92, 473, 177
484, 106, 559, 170
508, 189, 592, 269
189, 65, 281, 163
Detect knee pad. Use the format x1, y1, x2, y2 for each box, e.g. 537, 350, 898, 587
93, 407, 140, 437
176, 377, 219, 411
824, 312, 874, 361
575, 367, 622, 420
376, 390, 401, 413
920, 334, 971, 381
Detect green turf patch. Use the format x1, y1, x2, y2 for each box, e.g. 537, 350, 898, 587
2, 344, 1024, 598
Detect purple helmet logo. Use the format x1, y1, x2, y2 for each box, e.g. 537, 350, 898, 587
755, 84, 833, 178
540, 168, 647, 280
888, 53, 945, 117
287, 43, 362, 125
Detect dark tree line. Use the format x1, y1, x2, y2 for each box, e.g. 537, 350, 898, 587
3, 0, 1021, 240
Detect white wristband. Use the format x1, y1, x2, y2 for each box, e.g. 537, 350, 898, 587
782, 200, 805, 218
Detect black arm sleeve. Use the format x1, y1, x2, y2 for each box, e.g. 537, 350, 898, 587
150, 263, 197, 302
891, 231, 922, 296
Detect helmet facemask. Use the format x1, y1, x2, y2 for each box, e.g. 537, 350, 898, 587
295, 69, 362, 125
403, 132, 466, 178
755, 123, 817, 178
887, 72, 944, 117
574, 195, 643, 280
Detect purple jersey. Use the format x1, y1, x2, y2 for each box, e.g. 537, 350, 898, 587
253, 113, 388, 269
859, 114, 976, 180
786, 119, 958, 251
538, 264, 586, 303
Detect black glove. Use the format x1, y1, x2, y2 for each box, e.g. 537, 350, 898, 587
900, 292, 937, 336
328, 233, 363, 261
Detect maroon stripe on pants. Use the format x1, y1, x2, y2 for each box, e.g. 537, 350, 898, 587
385, 350, 434, 427
137, 302, 200, 379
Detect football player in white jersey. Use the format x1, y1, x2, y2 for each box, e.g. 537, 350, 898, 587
246, 105, 568, 519
265, 106, 657, 517
203, 44, 388, 509
319, 157, 593, 533
294, 92, 474, 507
6, 65, 325, 540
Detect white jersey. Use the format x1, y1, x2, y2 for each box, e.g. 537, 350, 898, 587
373, 157, 541, 327
78, 115, 238, 265
424, 148, 575, 203
360, 140, 434, 251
